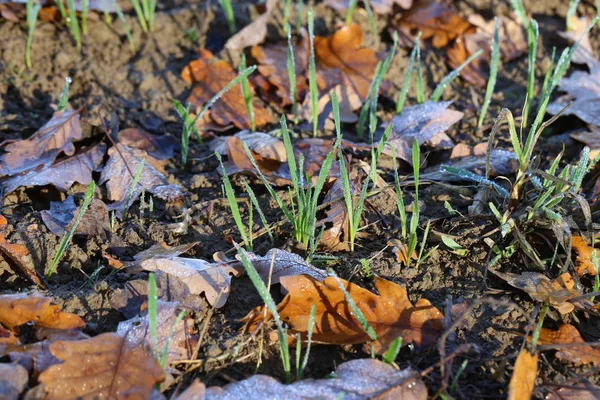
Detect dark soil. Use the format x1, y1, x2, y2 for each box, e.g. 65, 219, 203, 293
1, 0, 600, 399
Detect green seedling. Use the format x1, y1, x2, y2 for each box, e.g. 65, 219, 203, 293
219, 0, 236, 34
239, 54, 255, 131
112, 0, 135, 52
48, 181, 95, 276
123, 159, 145, 217
396, 32, 421, 114
441, 235, 468, 256
363, 0, 377, 37
130, 0, 148, 31
477, 18, 500, 128
283, 0, 292, 30
101, 0, 112, 25
295, 304, 316, 380
236, 245, 291, 382
523, 19, 539, 127
81, 0, 89, 35
430, 49, 483, 102
296, 0, 304, 33
382, 337, 402, 364
345, 0, 358, 26
359, 258, 373, 279
57, 76, 72, 111
243, 115, 339, 248
287, 24, 299, 124
415, 40, 425, 103
444, 200, 458, 216
567, 0, 580, 30
66, 0, 82, 51
592, 250, 599, 301
25, 0, 41, 69
243, 180, 274, 243
307, 7, 319, 137
450, 360, 469, 393
175, 65, 256, 166
509, 0, 528, 25
216, 152, 251, 250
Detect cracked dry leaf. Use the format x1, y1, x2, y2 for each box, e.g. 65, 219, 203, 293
244, 275, 443, 354
0, 293, 84, 330
508, 349, 538, 400
251, 29, 309, 106
181, 49, 273, 130
490, 270, 581, 314
99, 144, 185, 215
139, 256, 242, 309
534, 324, 600, 366
0, 109, 83, 176
571, 236, 598, 277
547, 63, 600, 127
178, 359, 426, 400
38, 332, 164, 400
2, 143, 106, 195
117, 300, 192, 368
314, 25, 379, 101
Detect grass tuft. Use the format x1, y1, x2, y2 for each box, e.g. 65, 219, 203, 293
25, 0, 41, 69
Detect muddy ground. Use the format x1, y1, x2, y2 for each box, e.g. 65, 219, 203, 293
1, 0, 599, 398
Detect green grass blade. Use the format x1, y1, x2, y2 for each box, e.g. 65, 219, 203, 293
415, 41, 425, 103
477, 18, 500, 128
287, 25, 298, 124
124, 158, 145, 217
130, 0, 149, 31
382, 337, 402, 364
57, 76, 72, 111
308, 7, 319, 137
430, 49, 483, 102
112, 0, 135, 52
239, 54, 255, 131
81, 0, 89, 35
345, 0, 358, 25
391, 147, 407, 239
219, 0, 236, 33
244, 181, 273, 243
567, 0, 581, 30
396, 33, 420, 114
509, 0, 528, 26
54, 0, 68, 25
357, 61, 382, 140
47, 181, 95, 276
26, 0, 41, 69
522, 19, 539, 127
299, 304, 316, 377
332, 90, 341, 138
66, 0, 82, 51
148, 272, 158, 355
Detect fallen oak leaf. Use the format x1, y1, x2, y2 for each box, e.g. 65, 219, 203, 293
489, 270, 581, 314
508, 349, 538, 400
2, 143, 106, 195
224, 0, 277, 50
447, 38, 488, 87
38, 332, 164, 400
181, 49, 273, 130
244, 275, 443, 354
545, 382, 600, 400
388, 239, 417, 266
41, 195, 109, 239
0, 293, 84, 330
210, 131, 287, 162
0, 109, 83, 176
117, 128, 178, 160
177, 359, 427, 399
0, 216, 44, 288
533, 324, 600, 366
571, 236, 598, 277
466, 15, 527, 62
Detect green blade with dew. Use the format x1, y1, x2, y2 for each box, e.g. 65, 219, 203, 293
307, 7, 319, 137
430, 49, 483, 102
239, 54, 256, 131
396, 33, 420, 114
477, 18, 500, 128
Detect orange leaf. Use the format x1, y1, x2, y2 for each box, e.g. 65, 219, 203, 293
388, 239, 417, 266
571, 236, 598, 277
508, 349, 538, 400
0, 293, 85, 330
181, 49, 273, 130
536, 324, 600, 366
246, 275, 443, 354
38, 332, 165, 399
447, 38, 487, 87
314, 25, 379, 101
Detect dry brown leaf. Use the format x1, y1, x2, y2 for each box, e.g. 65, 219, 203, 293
117, 128, 178, 160
314, 25, 379, 101
508, 349, 538, 400
41, 195, 109, 239
177, 359, 426, 400
211, 131, 287, 162
224, 0, 277, 50
325, 0, 413, 14
251, 29, 309, 106
571, 126, 600, 159
447, 38, 488, 87
117, 300, 193, 368
545, 382, 600, 400
181, 49, 273, 130
399, 0, 474, 49
490, 270, 581, 314
295, 137, 341, 179
244, 275, 443, 354
558, 15, 597, 69
0, 293, 84, 330
535, 324, 600, 366
388, 239, 417, 266
0, 362, 28, 399
0, 216, 44, 288
548, 63, 600, 127
571, 236, 598, 277
466, 15, 527, 62
0, 109, 84, 176
99, 144, 185, 215
38, 332, 164, 399
298, 84, 362, 130
0, 3, 21, 22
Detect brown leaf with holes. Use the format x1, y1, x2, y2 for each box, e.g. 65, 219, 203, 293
314, 25, 379, 101
0, 109, 83, 176
244, 275, 443, 354
251, 29, 309, 106
0, 293, 84, 330
490, 270, 581, 314
535, 324, 600, 366
399, 0, 475, 49
181, 49, 273, 130
508, 349, 538, 400
571, 236, 598, 277
38, 332, 164, 399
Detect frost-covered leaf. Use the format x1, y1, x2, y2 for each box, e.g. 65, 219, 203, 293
177, 359, 426, 400
210, 131, 287, 162
548, 64, 600, 126
0, 110, 83, 176
41, 195, 109, 238
2, 144, 106, 194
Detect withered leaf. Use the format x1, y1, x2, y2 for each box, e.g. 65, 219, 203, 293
0, 293, 84, 330
298, 84, 362, 130
466, 15, 527, 62
545, 382, 600, 400
181, 49, 273, 129
0, 216, 44, 287
548, 63, 600, 127
571, 236, 598, 277
0, 362, 28, 399
558, 15, 597, 69
117, 128, 178, 160
224, 0, 277, 50
388, 239, 417, 266
535, 324, 600, 366
245, 275, 443, 354
490, 270, 581, 314
99, 144, 185, 215
325, 0, 413, 14
508, 349, 538, 400
41, 195, 109, 239
447, 38, 488, 87
117, 300, 192, 368
2, 143, 106, 195
0, 109, 83, 176
178, 359, 426, 400
38, 332, 165, 400
314, 25, 379, 101
211, 131, 287, 162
